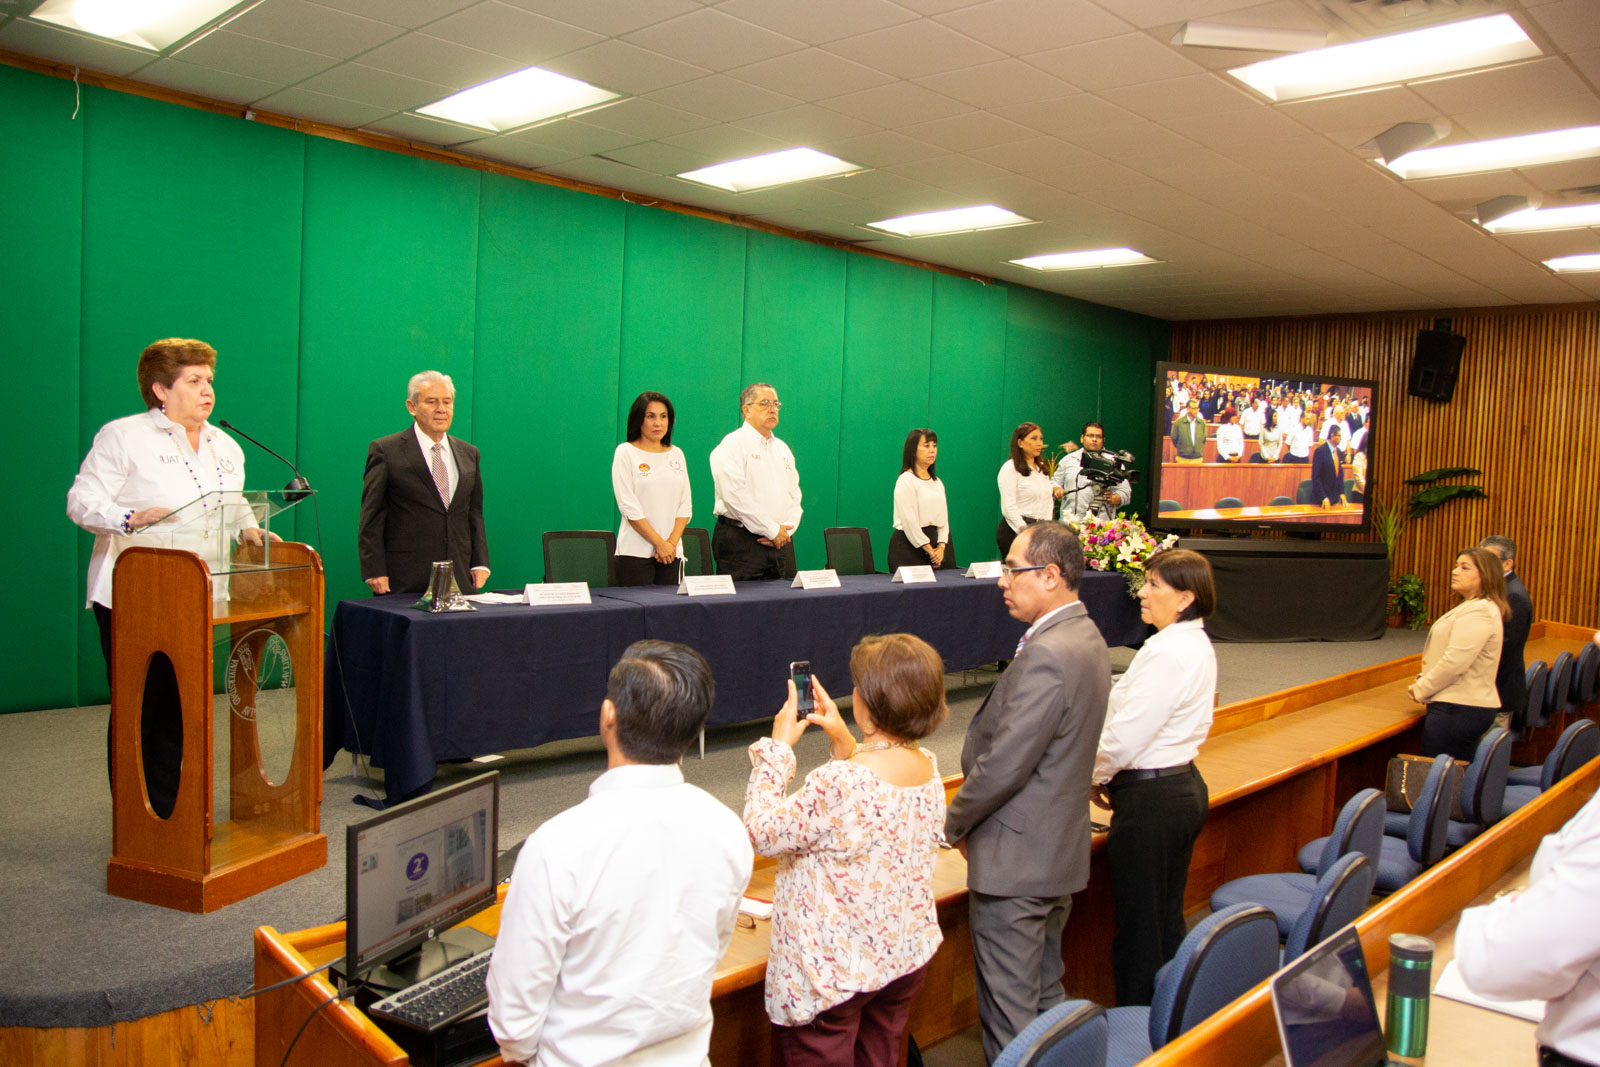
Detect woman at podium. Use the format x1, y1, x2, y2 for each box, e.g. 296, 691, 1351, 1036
66, 338, 256, 817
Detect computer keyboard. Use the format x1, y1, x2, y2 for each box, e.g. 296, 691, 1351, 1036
369, 951, 492, 1032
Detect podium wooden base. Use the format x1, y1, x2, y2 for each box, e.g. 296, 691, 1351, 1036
108, 829, 325, 913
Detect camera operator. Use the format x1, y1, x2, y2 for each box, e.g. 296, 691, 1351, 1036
1053, 422, 1135, 521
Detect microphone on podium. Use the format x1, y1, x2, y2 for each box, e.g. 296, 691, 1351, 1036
219, 420, 313, 501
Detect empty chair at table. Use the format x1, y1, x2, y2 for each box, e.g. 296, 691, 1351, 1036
1282, 853, 1376, 964
1381, 727, 1511, 852
1503, 719, 1600, 815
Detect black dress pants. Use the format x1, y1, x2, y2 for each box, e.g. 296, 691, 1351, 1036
94, 604, 182, 819
613, 554, 679, 586
886, 527, 958, 572
1105, 764, 1209, 1006
712, 518, 797, 581
1421, 700, 1497, 761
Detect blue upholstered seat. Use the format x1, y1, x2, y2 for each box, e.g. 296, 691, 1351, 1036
1503, 719, 1600, 814
1104, 903, 1281, 1067
1373, 754, 1455, 893
1215, 788, 1382, 937
1282, 853, 1374, 963
1379, 728, 1509, 851
1515, 660, 1549, 740
993, 1000, 1107, 1067
1542, 651, 1576, 728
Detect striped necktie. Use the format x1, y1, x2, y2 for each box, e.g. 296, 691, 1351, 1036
430, 442, 450, 506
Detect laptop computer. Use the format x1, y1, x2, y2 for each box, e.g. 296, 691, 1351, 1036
1271, 926, 1409, 1067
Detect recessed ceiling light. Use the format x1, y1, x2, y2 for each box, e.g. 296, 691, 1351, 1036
415, 67, 622, 134
1009, 248, 1160, 271
1544, 253, 1600, 273
29, 0, 257, 52
1480, 201, 1600, 234
1227, 13, 1539, 103
677, 148, 864, 193
1379, 125, 1600, 180
1173, 21, 1326, 53
863, 205, 1035, 238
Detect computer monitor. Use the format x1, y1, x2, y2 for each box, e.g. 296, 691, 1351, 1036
344, 772, 500, 986
1272, 925, 1401, 1067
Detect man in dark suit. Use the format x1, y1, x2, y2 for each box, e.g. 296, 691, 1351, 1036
1310, 423, 1347, 507
1481, 535, 1534, 728
944, 522, 1112, 1061
358, 370, 490, 595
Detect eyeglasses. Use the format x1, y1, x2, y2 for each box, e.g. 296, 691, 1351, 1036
749, 400, 782, 410
1000, 563, 1048, 578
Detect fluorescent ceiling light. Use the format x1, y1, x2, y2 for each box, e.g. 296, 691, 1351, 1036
1379, 125, 1600, 180
1010, 248, 1160, 271
1480, 201, 1600, 234
1173, 21, 1326, 53
1544, 254, 1600, 273
416, 67, 621, 134
30, 0, 255, 52
677, 148, 863, 193
1227, 13, 1539, 102
864, 205, 1035, 238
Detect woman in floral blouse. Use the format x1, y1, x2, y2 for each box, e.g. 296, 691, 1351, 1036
744, 633, 949, 1066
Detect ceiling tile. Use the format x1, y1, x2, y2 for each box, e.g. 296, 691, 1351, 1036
825, 20, 1008, 81
1058, 122, 1200, 170
1410, 56, 1590, 116
596, 139, 707, 174
934, 0, 1132, 55
497, 0, 698, 37
543, 39, 711, 94
728, 48, 893, 99
136, 58, 283, 104
361, 111, 484, 145
915, 59, 1077, 110
1527, 0, 1600, 53
1274, 85, 1435, 136
1044, 159, 1159, 199
891, 0, 991, 14
171, 29, 338, 84
254, 86, 393, 127
507, 117, 645, 155
971, 134, 1100, 176
222, 0, 402, 57
577, 97, 718, 140
311, 0, 478, 30
649, 74, 800, 122
821, 82, 969, 126
298, 61, 454, 110
885, 153, 1014, 189
1570, 47, 1600, 88
0, 19, 153, 76
712, 0, 917, 46
457, 128, 583, 168
344, 32, 518, 89
1024, 32, 1204, 91
814, 130, 950, 168
992, 92, 1142, 137
422, 3, 605, 65
734, 103, 880, 143
623, 9, 803, 73
1098, 72, 1258, 122
660, 122, 791, 160
1450, 92, 1600, 142
899, 111, 1038, 153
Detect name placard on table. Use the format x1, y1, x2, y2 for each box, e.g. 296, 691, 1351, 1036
892, 565, 937, 584
524, 582, 592, 606
790, 569, 841, 589
964, 561, 1003, 579
678, 574, 737, 597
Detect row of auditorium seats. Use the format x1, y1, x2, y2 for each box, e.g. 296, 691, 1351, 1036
1157, 479, 1363, 513
540, 526, 884, 585
1520, 644, 1600, 736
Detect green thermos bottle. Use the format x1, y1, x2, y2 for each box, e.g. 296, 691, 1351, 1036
1385, 933, 1434, 1057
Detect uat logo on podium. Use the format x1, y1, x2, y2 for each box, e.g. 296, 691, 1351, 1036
225, 627, 293, 721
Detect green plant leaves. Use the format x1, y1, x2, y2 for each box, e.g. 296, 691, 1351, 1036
1405, 467, 1481, 485
1408, 484, 1487, 517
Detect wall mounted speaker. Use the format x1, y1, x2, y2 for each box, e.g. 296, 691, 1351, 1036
1408, 329, 1465, 401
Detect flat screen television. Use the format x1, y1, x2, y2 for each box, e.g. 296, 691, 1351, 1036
344, 771, 500, 986
1151, 362, 1375, 534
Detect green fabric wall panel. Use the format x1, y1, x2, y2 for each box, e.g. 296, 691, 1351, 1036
2, 66, 83, 712
1079, 305, 1165, 515
838, 256, 932, 568
475, 174, 624, 584
930, 275, 1008, 567
75, 87, 305, 704
741, 231, 846, 571
618, 205, 747, 565
297, 138, 481, 607
1001, 285, 1103, 452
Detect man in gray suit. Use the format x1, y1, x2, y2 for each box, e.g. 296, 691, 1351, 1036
945, 521, 1112, 1062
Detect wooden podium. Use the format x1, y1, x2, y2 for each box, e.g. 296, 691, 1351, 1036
108, 489, 326, 912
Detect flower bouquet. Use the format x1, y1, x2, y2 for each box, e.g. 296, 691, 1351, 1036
1067, 514, 1178, 595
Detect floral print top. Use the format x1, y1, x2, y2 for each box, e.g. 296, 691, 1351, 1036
743, 736, 946, 1026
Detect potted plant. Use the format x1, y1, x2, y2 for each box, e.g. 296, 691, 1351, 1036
1389, 572, 1427, 630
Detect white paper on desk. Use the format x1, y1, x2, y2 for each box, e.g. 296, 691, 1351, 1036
464, 592, 527, 604
739, 896, 773, 920
525, 582, 592, 606
1433, 960, 1547, 1023
893, 565, 937, 584
965, 561, 1003, 579
791, 569, 840, 589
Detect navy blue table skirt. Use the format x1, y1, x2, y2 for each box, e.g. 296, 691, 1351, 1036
325, 570, 1145, 801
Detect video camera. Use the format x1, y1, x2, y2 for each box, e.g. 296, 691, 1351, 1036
1077, 448, 1141, 488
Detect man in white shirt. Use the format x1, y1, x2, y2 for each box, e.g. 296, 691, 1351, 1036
1456, 788, 1600, 1067
486, 640, 753, 1067
709, 383, 803, 581
1053, 422, 1132, 521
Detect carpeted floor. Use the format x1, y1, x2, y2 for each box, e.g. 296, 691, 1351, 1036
0, 629, 1425, 1030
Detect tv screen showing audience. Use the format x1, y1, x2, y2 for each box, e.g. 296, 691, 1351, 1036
1150, 362, 1375, 534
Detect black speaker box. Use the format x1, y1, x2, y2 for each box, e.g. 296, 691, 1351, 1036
1408, 329, 1465, 401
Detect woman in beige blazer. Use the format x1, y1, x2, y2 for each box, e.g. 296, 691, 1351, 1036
1408, 546, 1512, 760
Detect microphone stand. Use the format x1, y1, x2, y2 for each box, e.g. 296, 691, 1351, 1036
218, 419, 313, 501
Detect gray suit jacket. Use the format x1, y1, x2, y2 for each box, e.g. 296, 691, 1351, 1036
945, 600, 1111, 898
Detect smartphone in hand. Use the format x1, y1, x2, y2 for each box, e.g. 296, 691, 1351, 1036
789, 661, 813, 716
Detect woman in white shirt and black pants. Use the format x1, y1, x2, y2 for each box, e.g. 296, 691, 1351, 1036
996, 422, 1061, 558
888, 428, 956, 572
1092, 549, 1218, 1007
612, 391, 693, 585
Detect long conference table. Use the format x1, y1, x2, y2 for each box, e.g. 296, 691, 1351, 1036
324, 570, 1148, 802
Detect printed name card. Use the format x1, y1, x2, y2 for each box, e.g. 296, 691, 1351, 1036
678, 574, 737, 597
892, 565, 937, 584
791, 569, 841, 589
965, 561, 1004, 579
524, 582, 592, 606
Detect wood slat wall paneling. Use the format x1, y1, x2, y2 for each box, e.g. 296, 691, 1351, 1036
1171, 303, 1600, 630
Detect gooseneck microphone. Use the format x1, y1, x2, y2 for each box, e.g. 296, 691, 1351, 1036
219, 419, 312, 501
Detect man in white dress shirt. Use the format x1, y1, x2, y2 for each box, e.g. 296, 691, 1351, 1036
486, 640, 753, 1067
1053, 423, 1132, 521
709, 383, 803, 581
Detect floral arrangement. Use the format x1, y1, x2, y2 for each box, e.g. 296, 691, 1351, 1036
1067, 513, 1179, 594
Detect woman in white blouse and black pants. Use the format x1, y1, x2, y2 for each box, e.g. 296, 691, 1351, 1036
612, 391, 693, 585
888, 428, 956, 572
1093, 549, 1218, 1006
996, 422, 1061, 558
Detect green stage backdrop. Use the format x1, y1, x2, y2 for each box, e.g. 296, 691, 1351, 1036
1, 62, 1168, 713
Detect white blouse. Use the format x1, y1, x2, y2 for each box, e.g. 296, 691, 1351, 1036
611, 442, 693, 559
892, 470, 949, 548
997, 461, 1054, 533
1094, 618, 1217, 784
